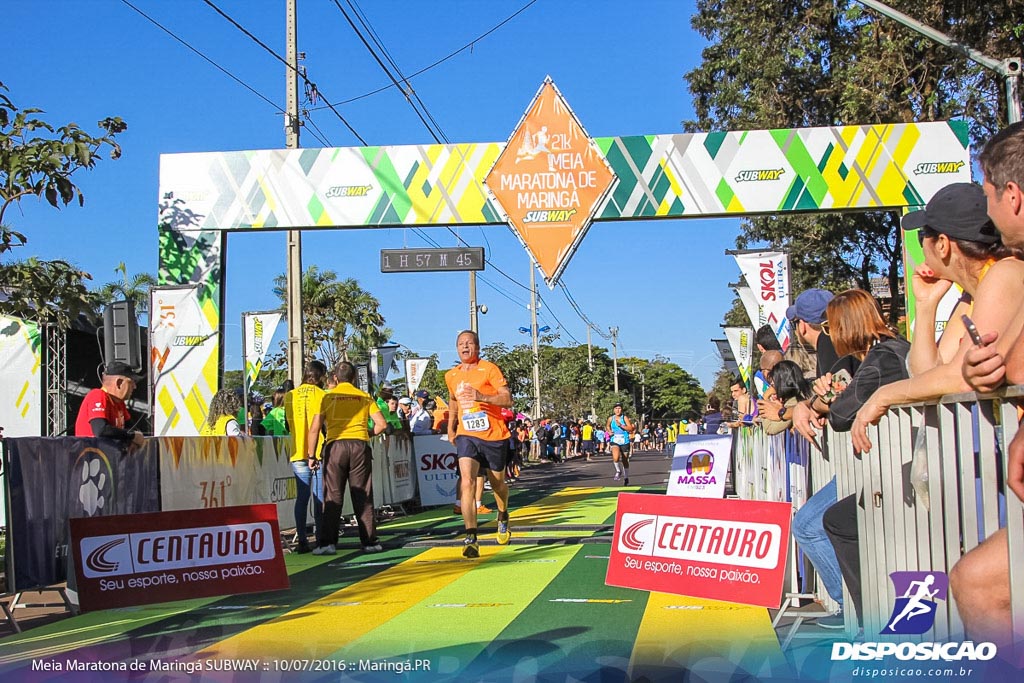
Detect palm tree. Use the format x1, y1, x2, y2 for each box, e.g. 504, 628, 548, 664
97, 262, 157, 322
273, 265, 388, 368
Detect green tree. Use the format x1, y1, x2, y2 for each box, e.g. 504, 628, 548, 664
272, 266, 387, 367
685, 1, 1021, 323
0, 82, 126, 327
96, 262, 157, 319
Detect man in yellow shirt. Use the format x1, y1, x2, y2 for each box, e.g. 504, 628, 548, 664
307, 361, 387, 555
446, 330, 514, 558
284, 360, 327, 553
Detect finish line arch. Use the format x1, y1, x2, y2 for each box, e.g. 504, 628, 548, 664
154, 115, 971, 435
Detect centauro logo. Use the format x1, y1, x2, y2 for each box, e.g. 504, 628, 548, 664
523, 209, 577, 223
913, 161, 965, 175
735, 168, 785, 182
326, 184, 373, 198
621, 517, 655, 552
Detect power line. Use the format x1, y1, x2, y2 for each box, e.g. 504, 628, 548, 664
119, 0, 283, 115
200, 0, 367, 144
311, 0, 540, 110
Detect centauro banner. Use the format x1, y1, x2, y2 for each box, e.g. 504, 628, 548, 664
606, 493, 792, 608
724, 327, 754, 385
733, 251, 790, 351
70, 504, 288, 612
243, 311, 281, 388
151, 285, 218, 436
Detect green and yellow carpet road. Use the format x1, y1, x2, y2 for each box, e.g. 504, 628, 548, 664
0, 484, 793, 681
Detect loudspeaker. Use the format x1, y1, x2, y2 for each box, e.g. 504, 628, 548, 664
103, 300, 141, 370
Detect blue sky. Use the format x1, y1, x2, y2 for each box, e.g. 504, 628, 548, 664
6, 0, 744, 389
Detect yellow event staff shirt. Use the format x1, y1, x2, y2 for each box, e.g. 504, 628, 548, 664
199, 414, 236, 436
582, 423, 593, 441
444, 359, 510, 443
320, 382, 381, 442
285, 383, 326, 462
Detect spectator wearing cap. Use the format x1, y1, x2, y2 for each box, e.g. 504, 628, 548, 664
397, 396, 413, 432
410, 389, 434, 435
74, 361, 146, 447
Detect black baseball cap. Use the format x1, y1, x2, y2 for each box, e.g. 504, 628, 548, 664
104, 361, 143, 382
901, 182, 999, 245
613, 402, 623, 408
415, 390, 430, 399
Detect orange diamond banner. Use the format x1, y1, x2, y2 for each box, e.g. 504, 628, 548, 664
485, 77, 616, 287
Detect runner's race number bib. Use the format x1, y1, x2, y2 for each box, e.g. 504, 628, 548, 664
461, 411, 490, 432
612, 433, 628, 446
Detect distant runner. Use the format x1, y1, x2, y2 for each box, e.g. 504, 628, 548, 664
606, 402, 635, 486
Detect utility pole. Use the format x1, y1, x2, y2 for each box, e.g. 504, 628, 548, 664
610, 326, 619, 394
530, 258, 542, 418
855, 0, 1020, 123
469, 271, 478, 333
587, 325, 595, 417
284, 0, 304, 386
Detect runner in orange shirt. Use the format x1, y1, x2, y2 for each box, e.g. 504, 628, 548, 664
446, 330, 513, 558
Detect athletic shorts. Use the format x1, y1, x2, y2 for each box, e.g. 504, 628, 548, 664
456, 435, 508, 472
612, 440, 631, 456
581, 440, 595, 453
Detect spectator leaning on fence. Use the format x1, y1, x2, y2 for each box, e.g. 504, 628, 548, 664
954, 121, 1024, 652
794, 289, 910, 629
850, 182, 1024, 454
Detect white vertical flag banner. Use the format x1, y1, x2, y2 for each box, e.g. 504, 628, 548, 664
712, 339, 738, 375
405, 358, 430, 396
243, 312, 282, 388
151, 285, 217, 436
724, 327, 754, 385
734, 284, 763, 328
370, 344, 397, 387
733, 251, 791, 350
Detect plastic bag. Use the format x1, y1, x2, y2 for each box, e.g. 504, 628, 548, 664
910, 429, 930, 510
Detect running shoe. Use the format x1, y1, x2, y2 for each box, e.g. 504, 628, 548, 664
816, 612, 846, 629
453, 504, 462, 515
311, 544, 336, 556
496, 518, 511, 545
624, 478, 630, 486
463, 536, 480, 559
613, 473, 621, 481
476, 504, 493, 513
362, 544, 384, 553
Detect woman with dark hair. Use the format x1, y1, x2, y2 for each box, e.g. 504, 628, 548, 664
794, 289, 911, 629
758, 360, 812, 435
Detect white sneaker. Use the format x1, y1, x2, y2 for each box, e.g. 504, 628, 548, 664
362, 544, 384, 553
312, 544, 336, 555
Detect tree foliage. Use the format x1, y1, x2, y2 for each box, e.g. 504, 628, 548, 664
0, 82, 126, 327
685, 1, 1022, 320
96, 262, 157, 318
272, 265, 388, 368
